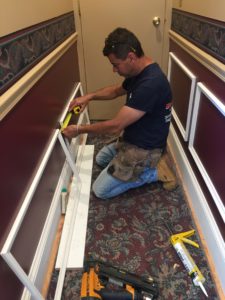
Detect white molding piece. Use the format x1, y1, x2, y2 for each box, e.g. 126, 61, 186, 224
189, 82, 225, 222
55, 145, 94, 269
21, 159, 72, 300
53, 146, 94, 300
0, 33, 78, 121
4, 253, 44, 300
53, 153, 82, 300
169, 30, 225, 83
168, 52, 197, 141
67, 146, 94, 268
1, 130, 59, 300
0, 82, 83, 300
1, 130, 59, 255
168, 124, 225, 295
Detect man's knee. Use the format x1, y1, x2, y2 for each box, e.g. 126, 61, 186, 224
95, 151, 105, 167
95, 143, 117, 168
92, 181, 109, 200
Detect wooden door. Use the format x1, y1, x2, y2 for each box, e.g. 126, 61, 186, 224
77, 0, 167, 119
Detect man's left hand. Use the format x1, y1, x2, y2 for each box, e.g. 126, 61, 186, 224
62, 125, 79, 138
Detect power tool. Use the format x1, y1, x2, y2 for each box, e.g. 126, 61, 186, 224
81, 259, 158, 300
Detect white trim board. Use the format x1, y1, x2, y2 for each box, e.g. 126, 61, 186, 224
21, 158, 72, 300
0, 82, 87, 300
55, 145, 94, 269
168, 52, 197, 141
168, 124, 225, 295
189, 82, 225, 222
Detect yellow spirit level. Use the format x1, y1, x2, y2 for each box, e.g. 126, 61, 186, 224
61, 106, 81, 131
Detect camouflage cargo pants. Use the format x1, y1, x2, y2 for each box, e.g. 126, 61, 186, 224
92, 141, 163, 199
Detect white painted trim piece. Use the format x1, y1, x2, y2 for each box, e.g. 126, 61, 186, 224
198, 83, 225, 117
1, 129, 60, 300
67, 145, 94, 268
54, 145, 94, 300
3, 253, 44, 300
189, 83, 225, 222
168, 52, 197, 141
190, 147, 225, 223
21, 159, 72, 300
23, 100, 88, 299
169, 52, 195, 79
1, 130, 59, 255
58, 132, 79, 177
70, 108, 90, 161
53, 163, 82, 300
188, 84, 201, 147
0, 33, 78, 121
55, 145, 93, 268
168, 125, 225, 294
1, 80, 87, 300
1, 80, 86, 299
21, 81, 85, 299
172, 109, 186, 138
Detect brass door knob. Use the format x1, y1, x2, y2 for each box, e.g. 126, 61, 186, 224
152, 16, 160, 27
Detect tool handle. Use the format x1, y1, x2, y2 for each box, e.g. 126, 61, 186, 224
99, 288, 133, 300
81, 297, 100, 300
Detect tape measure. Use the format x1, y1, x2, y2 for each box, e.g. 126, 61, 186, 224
61, 106, 81, 130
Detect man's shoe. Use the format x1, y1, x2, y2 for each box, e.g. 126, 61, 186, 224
157, 153, 178, 191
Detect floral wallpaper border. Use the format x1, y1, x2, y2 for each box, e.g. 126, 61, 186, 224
171, 8, 225, 64
0, 12, 75, 95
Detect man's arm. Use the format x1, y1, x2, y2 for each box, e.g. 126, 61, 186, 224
90, 84, 126, 100
69, 84, 126, 111
63, 105, 145, 138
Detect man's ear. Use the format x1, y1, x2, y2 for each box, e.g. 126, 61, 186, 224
128, 52, 137, 62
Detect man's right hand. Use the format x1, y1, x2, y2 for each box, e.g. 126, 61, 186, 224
69, 94, 92, 112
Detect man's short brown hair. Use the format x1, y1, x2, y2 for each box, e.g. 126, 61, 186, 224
103, 27, 144, 59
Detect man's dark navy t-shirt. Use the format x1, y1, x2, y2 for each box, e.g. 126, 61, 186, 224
122, 63, 172, 150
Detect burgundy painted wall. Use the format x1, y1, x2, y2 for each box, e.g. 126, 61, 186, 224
194, 94, 225, 198
170, 40, 225, 239
169, 60, 192, 130
0, 44, 79, 299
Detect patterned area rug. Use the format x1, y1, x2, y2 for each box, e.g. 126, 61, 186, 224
47, 134, 219, 300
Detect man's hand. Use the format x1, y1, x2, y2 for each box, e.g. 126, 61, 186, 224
69, 84, 126, 112
62, 125, 79, 138
69, 94, 92, 112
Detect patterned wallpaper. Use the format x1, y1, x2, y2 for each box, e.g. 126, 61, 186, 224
0, 12, 75, 95
171, 8, 225, 64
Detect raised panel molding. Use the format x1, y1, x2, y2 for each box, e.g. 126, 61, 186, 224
168, 52, 197, 141
189, 82, 225, 222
